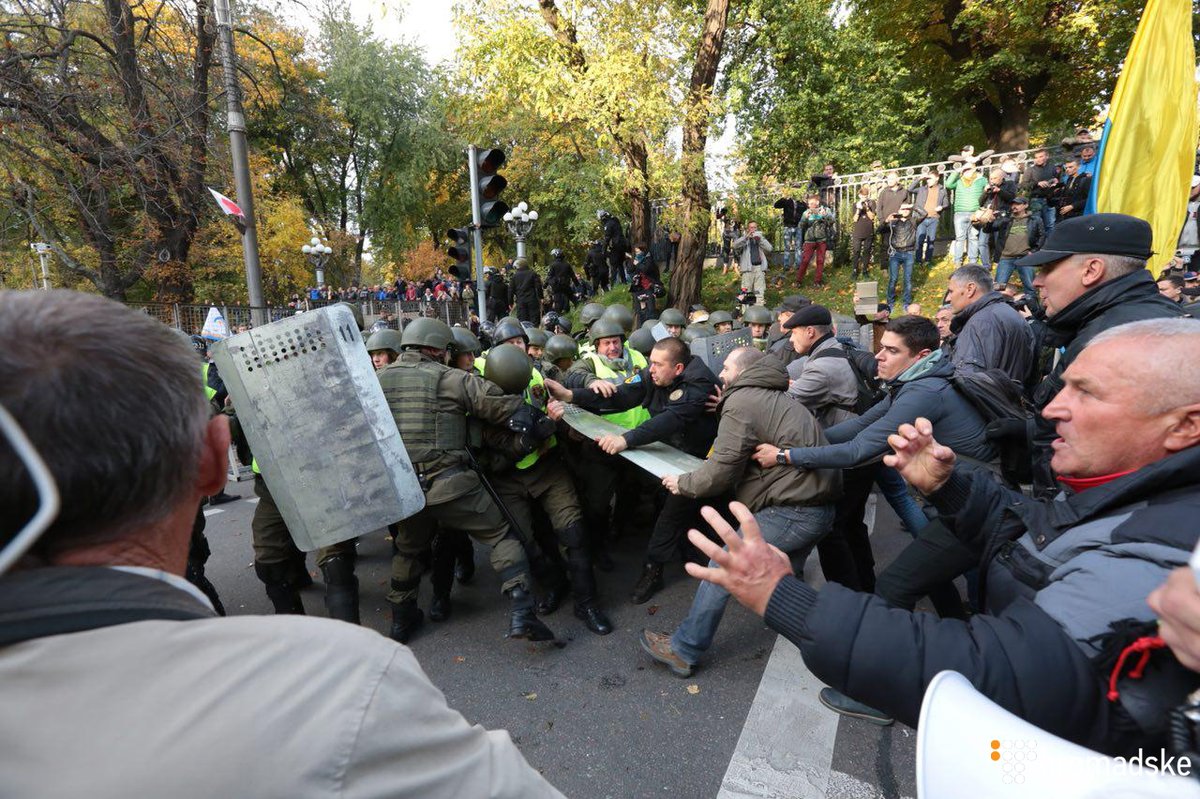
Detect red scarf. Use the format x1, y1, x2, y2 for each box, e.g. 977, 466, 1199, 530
1057, 469, 1136, 493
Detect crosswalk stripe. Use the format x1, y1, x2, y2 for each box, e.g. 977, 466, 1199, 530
202, 508, 225, 518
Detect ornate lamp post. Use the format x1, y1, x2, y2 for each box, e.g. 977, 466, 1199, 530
301, 236, 332, 287
502, 201, 538, 260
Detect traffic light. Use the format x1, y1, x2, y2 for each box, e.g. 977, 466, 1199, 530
446, 226, 471, 279
475, 148, 509, 227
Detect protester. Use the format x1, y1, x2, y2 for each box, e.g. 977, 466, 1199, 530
943, 264, 1034, 382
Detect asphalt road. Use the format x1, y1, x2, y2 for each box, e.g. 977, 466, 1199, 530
201, 479, 929, 798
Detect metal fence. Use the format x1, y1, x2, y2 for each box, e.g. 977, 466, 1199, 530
127, 298, 473, 333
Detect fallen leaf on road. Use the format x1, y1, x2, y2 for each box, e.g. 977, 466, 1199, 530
647, 605, 659, 615
686, 684, 700, 695
453, 656, 465, 664
523, 692, 538, 701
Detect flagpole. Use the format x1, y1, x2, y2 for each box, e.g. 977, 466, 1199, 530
213, 0, 265, 323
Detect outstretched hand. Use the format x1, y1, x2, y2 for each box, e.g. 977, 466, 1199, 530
684, 503, 793, 617
543, 378, 572, 402
589, 379, 617, 398
883, 417, 956, 495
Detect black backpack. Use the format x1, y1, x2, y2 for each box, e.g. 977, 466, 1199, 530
948, 367, 1034, 486
810, 343, 886, 415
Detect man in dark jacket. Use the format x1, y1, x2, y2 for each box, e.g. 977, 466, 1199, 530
509, 258, 542, 324
1021, 213, 1187, 496
1019, 147, 1060, 234
909, 173, 948, 266
882, 203, 927, 313
640, 347, 840, 676
1056, 158, 1091, 220
484, 270, 509, 322
585, 240, 608, 293
944, 263, 1035, 382
774, 193, 802, 272
689, 318, 1200, 756
546, 337, 719, 604
546, 249, 577, 315
993, 196, 1046, 293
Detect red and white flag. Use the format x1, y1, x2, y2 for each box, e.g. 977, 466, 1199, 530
207, 186, 247, 232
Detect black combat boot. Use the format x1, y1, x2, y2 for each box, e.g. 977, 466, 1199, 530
185, 561, 226, 616
454, 534, 476, 584
568, 550, 612, 636
428, 593, 452, 622
389, 600, 424, 644
254, 561, 305, 614
630, 562, 664, 605
289, 551, 313, 589
320, 555, 360, 625
529, 550, 569, 616
506, 587, 556, 641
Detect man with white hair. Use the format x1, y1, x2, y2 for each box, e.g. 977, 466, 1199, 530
685, 317, 1200, 752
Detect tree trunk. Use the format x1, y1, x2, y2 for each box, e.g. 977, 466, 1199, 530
669, 0, 731, 313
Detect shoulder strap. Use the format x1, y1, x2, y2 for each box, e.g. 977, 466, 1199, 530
0, 567, 213, 648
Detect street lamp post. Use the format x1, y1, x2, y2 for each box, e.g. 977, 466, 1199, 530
503, 201, 538, 260
301, 237, 332, 288
30, 242, 51, 290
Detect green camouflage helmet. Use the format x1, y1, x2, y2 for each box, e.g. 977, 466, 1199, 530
589, 318, 626, 344
484, 343, 532, 394
492, 319, 528, 345
449, 326, 482, 356
708, 310, 734, 327
658, 307, 687, 327
743, 305, 775, 326
641, 318, 657, 329
365, 328, 404, 354
681, 322, 716, 344
544, 334, 579, 363
526, 328, 550, 348
627, 326, 655, 357
579, 302, 606, 327
336, 301, 365, 331
600, 303, 635, 333
400, 317, 454, 351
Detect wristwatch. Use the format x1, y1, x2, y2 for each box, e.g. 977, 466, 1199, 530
776, 450, 789, 466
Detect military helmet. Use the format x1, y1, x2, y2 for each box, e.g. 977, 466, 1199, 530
589, 318, 626, 344
552, 316, 572, 335
681, 322, 716, 344
551, 248, 564, 259
497, 315, 520, 328
541, 311, 560, 329
449, 326, 482, 356
600, 304, 635, 333
336, 301, 365, 331
545, 334, 579, 363
641, 318, 657, 329
400, 317, 454, 351
708, 310, 734, 327
189, 334, 208, 357
743, 305, 774, 326
627, 327, 655, 357
659, 307, 687, 327
526, 327, 550, 348
493, 319, 528, 345
365, 328, 404, 354
484, 344, 532, 394
579, 302, 606, 327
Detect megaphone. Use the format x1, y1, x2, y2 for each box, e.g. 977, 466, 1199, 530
917, 671, 1200, 799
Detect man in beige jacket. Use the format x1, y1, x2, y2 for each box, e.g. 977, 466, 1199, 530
0, 290, 564, 799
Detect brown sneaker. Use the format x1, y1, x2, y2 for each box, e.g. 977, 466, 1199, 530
639, 629, 694, 678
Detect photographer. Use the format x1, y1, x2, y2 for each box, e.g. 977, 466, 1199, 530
993, 196, 1045, 294
881, 202, 926, 310
733, 221, 772, 305
849, 186, 877, 278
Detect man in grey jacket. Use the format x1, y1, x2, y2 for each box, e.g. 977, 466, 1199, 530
733, 220, 773, 305
0, 291, 564, 799
944, 264, 1035, 383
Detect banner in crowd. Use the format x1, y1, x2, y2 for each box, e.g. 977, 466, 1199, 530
1087, 0, 1198, 276
201, 306, 230, 340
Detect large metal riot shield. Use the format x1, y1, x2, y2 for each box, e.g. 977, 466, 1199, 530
210, 305, 425, 551
691, 327, 753, 375
559, 404, 704, 479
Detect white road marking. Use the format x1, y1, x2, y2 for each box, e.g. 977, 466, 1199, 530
202, 508, 225, 518
245, 497, 260, 505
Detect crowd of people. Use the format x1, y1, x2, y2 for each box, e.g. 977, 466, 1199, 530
4, 181, 1200, 795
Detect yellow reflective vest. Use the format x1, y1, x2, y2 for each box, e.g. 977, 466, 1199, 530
587, 348, 651, 429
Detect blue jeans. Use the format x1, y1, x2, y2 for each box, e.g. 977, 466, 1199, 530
996, 258, 1035, 292
952, 212, 979, 264
782, 226, 799, 269
671, 503, 835, 665
1037, 203, 1056, 235
978, 229, 992, 268
887, 250, 915, 308
875, 465, 928, 536
915, 217, 938, 263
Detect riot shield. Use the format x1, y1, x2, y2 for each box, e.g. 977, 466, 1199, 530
690, 327, 753, 375
210, 305, 425, 551
558, 404, 704, 479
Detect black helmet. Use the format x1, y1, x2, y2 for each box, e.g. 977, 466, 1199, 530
627, 327, 655, 357
600, 304, 635, 334
545, 334, 578, 363
478, 320, 496, 349
336, 301, 365, 331
189, 334, 208, 357
659, 307, 687, 327
400, 317, 454, 351
365, 329, 404, 354
484, 344, 532, 394
681, 323, 716, 344
526, 328, 550, 348
449, 326, 482, 356
551, 248, 564, 259
589, 318, 626, 343
579, 302, 606, 327
369, 319, 390, 333
493, 319, 528, 345
541, 311, 560, 329
743, 305, 774, 326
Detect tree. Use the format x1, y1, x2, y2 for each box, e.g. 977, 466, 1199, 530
669, 0, 732, 312
0, 0, 216, 301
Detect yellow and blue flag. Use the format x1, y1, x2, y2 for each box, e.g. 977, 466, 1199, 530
1086, 0, 1197, 276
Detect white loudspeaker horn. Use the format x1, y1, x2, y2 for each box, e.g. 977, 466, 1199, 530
917, 671, 1200, 799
